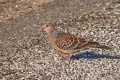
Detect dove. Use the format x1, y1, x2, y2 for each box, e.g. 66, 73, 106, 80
42, 24, 111, 60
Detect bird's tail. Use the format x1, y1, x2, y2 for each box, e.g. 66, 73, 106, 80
87, 42, 111, 50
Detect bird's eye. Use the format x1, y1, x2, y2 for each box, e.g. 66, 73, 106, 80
46, 24, 48, 27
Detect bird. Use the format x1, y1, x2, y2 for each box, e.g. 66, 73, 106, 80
42, 23, 111, 60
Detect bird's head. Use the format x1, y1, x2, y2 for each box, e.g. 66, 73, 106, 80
42, 24, 54, 33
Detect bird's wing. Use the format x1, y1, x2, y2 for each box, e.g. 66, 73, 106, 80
55, 32, 88, 50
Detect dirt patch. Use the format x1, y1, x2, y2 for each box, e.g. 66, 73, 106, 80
0, 0, 54, 22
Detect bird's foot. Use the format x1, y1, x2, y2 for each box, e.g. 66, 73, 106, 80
67, 56, 71, 61
57, 53, 72, 61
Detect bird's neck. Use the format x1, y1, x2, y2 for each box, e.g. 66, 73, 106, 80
49, 29, 55, 35
48, 29, 57, 42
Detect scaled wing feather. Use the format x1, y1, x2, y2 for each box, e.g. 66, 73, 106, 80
55, 33, 88, 50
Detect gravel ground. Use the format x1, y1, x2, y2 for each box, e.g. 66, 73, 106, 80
0, 0, 120, 80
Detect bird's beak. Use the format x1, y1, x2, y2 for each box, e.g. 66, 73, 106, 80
42, 27, 45, 31
42, 27, 44, 31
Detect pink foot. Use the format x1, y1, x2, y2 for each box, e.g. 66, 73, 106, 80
57, 53, 72, 61
67, 56, 71, 61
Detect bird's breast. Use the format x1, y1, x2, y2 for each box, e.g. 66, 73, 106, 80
48, 35, 73, 53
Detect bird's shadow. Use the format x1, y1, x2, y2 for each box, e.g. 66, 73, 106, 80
71, 52, 120, 60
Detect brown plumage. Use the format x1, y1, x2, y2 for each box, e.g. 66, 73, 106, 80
42, 24, 111, 60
